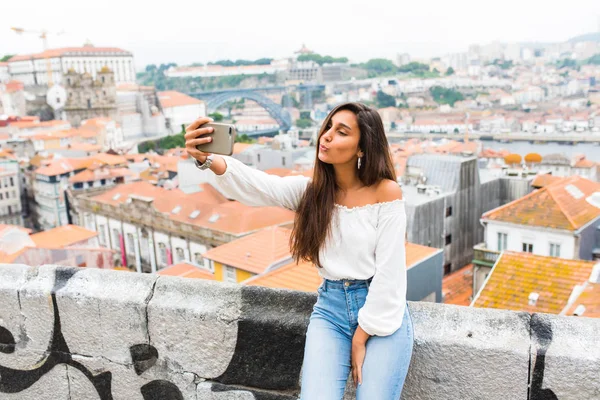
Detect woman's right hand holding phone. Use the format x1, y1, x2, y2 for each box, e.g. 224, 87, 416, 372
185, 117, 214, 163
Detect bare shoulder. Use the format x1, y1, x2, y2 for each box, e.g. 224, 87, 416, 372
375, 179, 403, 202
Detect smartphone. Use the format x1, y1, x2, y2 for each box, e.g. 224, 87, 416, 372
195, 122, 237, 156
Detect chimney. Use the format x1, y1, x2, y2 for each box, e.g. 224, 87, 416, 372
528, 292, 539, 306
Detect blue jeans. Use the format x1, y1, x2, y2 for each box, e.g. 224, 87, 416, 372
300, 278, 414, 400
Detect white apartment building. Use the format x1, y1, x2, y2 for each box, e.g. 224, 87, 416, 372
74, 180, 296, 273
157, 91, 206, 133
0, 62, 9, 83
474, 176, 600, 292
165, 59, 289, 78
33, 159, 86, 230
7, 46, 135, 86
0, 160, 22, 226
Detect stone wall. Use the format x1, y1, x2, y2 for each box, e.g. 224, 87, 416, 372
0, 264, 598, 399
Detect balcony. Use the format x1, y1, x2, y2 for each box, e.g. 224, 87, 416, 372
473, 242, 500, 267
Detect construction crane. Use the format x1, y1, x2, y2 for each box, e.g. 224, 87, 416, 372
10, 27, 65, 87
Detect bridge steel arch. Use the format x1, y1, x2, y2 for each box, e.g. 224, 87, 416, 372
202, 90, 292, 132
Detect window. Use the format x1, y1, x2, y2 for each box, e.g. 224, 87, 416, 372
158, 243, 167, 264
257, 154, 261, 162
443, 263, 452, 275
0, 193, 3, 200
497, 232, 508, 251
445, 234, 452, 246
282, 156, 286, 166
549, 243, 561, 257
445, 206, 452, 217
98, 224, 106, 246
175, 247, 185, 262
224, 265, 237, 283
112, 229, 120, 250
9, 177, 14, 186
522, 242, 534, 253
194, 252, 204, 266
127, 233, 135, 255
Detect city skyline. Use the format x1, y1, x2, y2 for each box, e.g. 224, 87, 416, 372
1, 0, 599, 70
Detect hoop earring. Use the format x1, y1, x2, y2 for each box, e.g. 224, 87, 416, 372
358, 157, 362, 170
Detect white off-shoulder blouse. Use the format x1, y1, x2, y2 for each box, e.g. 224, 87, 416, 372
213, 156, 407, 336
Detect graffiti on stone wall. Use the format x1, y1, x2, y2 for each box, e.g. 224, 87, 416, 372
529, 316, 558, 400
0, 269, 183, 400
0, 270, 308, 399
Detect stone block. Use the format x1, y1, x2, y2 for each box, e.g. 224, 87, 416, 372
530, 313, 600, 400
402, 302, 531, 400
148, 276, 242, 379
1, 364, 70, 400
54, 266, 158, 364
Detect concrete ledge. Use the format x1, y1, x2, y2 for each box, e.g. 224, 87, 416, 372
0, 264, 598, 399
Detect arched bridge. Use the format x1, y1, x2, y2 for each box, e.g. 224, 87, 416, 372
189, 88, 292, 135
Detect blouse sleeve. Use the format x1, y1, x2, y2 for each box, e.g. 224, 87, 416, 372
357, 201, 408, 336
213, 155, 310, 211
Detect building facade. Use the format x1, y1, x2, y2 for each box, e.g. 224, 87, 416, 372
0, 160, 23, 226
63, 67, 117, 126
7, 46, 135, 87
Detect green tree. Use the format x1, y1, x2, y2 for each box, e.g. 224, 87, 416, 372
0, 55, 14, 62
297, 54, 348, 65
296, 118, 313, 129
208, 112, 224, 122
376, 90, 396, 108
446, 67, 455, 76
397, 62, 429, 74
585, 54, 600, 65
235, 134, 256, 144
363, 59, 397, 75
429, 86, 465, 107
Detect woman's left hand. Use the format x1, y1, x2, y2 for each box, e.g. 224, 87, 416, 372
351, 326, 370, 387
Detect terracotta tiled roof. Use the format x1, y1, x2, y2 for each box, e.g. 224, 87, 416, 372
442, 264, 474, 306
242, 241, 440, 292
0, 224, 32, 236
405, 242, 441, 267
563, 282, 600, 318
233, 143, 253, 154
90, 181, 293, 234
31, 129, 79, 141
9, 47, 131, 62
65, 142, 102, 152
68, 167, 137, 183
243, 260, 320, 292
265, 168, 294, 177
8, 120, 70, 129
157, 263, 215, 280
472, 252, 596, 314
91, 153, 128, 166
30, 225, 98, 248
157, 91, 204, 108
483, 176, 600, 231
203, 226, 292, 274
35, 158, 91, 176
574, 159, 596, 168
531, 174, 564, 189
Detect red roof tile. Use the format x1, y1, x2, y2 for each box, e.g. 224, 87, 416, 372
472, 252, 596, 314
483, 176, 600, 231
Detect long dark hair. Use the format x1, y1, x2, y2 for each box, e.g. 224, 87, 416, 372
290, 102, 397, 267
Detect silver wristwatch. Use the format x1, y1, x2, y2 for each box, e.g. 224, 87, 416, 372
194, 154, 214, 170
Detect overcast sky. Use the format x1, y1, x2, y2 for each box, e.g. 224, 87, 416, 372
2, 0, 599, 71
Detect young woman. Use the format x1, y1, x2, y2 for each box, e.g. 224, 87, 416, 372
185, 102, 414, 399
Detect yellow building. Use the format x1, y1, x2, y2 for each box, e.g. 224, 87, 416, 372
203, 226, 293, 284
